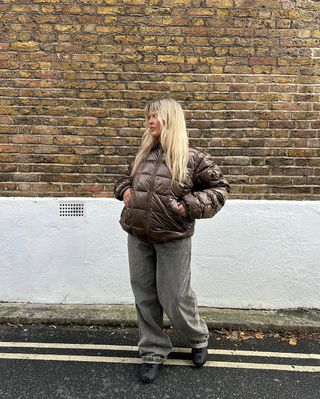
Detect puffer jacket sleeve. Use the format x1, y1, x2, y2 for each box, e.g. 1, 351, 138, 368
114, 163, 133, 201
182, 151, 230, 219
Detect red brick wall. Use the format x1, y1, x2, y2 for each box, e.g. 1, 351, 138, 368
0, 0, 319, 199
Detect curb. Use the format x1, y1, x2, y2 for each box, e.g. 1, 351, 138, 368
0, 303, 319, 333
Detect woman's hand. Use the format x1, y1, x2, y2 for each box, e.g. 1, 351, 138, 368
177, 202, 187, 218
123, 188, 133, 207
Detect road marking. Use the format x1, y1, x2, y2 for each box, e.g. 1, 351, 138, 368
0, 352, 140, 364
0, 342, 319, 360
0, 352, 319, 373
209, 349, 320, 360
0, 342, 138, 352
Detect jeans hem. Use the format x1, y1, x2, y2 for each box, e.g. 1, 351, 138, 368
141, 355, 165, 364
189, 338, 208, 349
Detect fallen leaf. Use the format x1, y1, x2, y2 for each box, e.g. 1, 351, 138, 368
289, 338, 297, 346
255, 332, 264, 339
239, 331, 250, 341
228, 331, 240, 341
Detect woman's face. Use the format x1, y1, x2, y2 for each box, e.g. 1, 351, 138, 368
147, 110, 161, 139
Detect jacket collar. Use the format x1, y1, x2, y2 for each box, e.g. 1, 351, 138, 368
151, 140, 162, 151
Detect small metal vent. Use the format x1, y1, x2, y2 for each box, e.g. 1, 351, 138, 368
59, 202, 84, 217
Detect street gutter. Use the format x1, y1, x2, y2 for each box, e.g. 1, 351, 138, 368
0, 303, 319, 333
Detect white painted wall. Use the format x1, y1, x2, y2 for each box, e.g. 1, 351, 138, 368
0, 198, 319, 309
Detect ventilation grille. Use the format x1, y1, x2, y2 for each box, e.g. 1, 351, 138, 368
59, 203, 84, 217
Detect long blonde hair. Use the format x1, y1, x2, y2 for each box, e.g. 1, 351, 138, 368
131, 98, 189, 183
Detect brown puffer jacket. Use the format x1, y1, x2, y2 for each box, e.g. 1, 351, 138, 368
114, 142, 230, 243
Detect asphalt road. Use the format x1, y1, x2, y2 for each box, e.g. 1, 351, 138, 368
0, 324, 319, 399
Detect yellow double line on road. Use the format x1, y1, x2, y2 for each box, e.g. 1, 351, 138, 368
0, 342, 319, 373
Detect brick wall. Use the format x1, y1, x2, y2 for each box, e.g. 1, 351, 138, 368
0, 0, 319, 199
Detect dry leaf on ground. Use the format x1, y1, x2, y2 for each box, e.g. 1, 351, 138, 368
255, 332, 264, 339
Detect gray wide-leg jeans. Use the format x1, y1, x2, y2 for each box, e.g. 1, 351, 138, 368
128, 234, 209, 364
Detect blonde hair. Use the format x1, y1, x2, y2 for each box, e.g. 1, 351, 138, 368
131, 98, 189, 183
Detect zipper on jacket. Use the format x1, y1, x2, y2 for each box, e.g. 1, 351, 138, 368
145, 146, 163, 240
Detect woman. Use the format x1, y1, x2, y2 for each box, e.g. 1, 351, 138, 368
114, 98, 230, 383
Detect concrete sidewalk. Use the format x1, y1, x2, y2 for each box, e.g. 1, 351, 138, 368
0, 303, 319, 333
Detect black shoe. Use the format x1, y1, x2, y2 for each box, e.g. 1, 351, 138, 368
191, 347, 208, 368
140, 363, 161, 383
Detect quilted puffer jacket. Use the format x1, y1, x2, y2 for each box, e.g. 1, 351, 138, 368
114, 142, 230, 243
